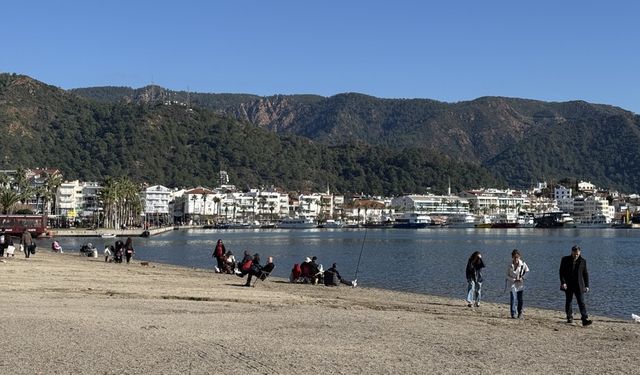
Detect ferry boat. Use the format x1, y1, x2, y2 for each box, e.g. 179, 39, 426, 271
277, 216, 317, 229
318, 220, 344, 229
445, 213, 476, 228
534, 212, 576, 228
392, 213, 430, 229
491, 213, 519, 228
474, 215, 493, 228
574, 214, 612, 228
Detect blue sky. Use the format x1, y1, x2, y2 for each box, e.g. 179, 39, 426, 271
2, 0, 639, 113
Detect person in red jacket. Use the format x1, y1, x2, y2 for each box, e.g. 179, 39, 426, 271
212, 239, 226, 272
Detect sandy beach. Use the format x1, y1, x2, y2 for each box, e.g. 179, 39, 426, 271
1, 251, 638, 374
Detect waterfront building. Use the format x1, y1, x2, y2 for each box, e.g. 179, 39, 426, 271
141, 185, 172, 226
459, 190, 523, 215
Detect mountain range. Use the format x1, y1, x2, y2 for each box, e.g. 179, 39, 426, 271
1, 72, 639, 194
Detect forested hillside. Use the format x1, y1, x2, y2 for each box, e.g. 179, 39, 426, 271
0, 73, 499, 194
72, 82, 640, 192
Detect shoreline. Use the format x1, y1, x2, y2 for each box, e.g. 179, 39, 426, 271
1, 251, 638, 374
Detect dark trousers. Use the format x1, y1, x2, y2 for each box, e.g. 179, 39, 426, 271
510, 290, 523, 317
216, 256, 224, 270
565, 288, 588, 321
24, 244, 30, 258
245, 273, 253, 286
125, 253, 132, 263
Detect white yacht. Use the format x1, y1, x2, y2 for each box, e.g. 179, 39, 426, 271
445, 213, 476, 228
574, 214, 612, 228
277, 216, 317, 229
319, 219, 344, 228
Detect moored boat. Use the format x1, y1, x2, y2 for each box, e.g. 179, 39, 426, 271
392, 213, 430, 229
277, 216, 317, 229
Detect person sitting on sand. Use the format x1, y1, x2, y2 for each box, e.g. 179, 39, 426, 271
289, 263, 302, 283
221, 251, 236, 274
323, 263, 357, 287
51, 241, 63, 253
300, 257, 312, 283
308, 256, 323, 285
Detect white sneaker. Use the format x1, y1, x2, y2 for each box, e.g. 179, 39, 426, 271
214, 266, 220, 273
351, 279, 357, 288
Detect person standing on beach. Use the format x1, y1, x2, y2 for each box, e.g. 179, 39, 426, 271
506, 249, 529, 319
466, 251, 485, 307
0, 229, 6, 257
21, 230, 34, 258
560, 245, 592, 326
212, 239, 226, 273
124, 237, 135, 264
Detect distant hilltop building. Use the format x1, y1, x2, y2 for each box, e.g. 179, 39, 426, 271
219, 170, 229, 186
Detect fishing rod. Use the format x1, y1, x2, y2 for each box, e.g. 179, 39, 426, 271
353, 227, 367, 281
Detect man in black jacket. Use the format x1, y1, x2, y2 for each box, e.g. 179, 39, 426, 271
559, 245, 592, 326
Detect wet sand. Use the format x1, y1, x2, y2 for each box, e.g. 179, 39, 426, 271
1, 251, 638, 374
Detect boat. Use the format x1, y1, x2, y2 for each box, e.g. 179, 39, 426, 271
318, 220, 344, 229
445, 213, 476, 228
277, 216, 317, 229
574, 214, 612, 228
101, 233, 116, 238
491, 213, 519, 228
474, 215, 493, 228
392, 213, 430, 229
362, 220, 394, 229
517, 214, 535, 228
534, 212, 576, 228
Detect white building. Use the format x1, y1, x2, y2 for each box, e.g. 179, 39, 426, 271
554, 186, 572, 200
56, 180, 83, 217
390, 194, 471, 214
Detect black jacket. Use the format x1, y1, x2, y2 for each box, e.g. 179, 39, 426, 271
559, 255, 589, 292
466, 258, 485, 283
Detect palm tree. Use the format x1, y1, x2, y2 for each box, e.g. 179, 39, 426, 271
202, 192, 209, 222
0, 190, 20, 214
190, 195, 198, 223
43, 171, 63, 215
213, 196, 221, 223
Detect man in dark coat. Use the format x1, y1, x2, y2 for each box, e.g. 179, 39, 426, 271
559, 245, 592, 326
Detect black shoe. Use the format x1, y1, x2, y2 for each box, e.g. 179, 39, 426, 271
567, 319, 574, 324
582, 319, 592, 327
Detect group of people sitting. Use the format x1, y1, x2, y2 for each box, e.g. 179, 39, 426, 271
212, 239, 275, 287
290, 256, 357, 287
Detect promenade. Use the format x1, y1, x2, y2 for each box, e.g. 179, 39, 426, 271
1, 251, 638, 374
48, 226, 193, 237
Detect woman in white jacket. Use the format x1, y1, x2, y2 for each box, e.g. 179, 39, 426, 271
506, 249, 529, 319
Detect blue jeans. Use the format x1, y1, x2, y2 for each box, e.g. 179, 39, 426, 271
467, 280, 481, 304
510, 290, 523, 317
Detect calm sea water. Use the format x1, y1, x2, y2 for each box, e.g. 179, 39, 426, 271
53, 228, 640, 319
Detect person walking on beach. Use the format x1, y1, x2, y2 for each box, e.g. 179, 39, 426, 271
212, 239, 226, 273
560, 245, 592, 326
466, 251, 485, 307
506, 249, 529, 319
124, 237, 135, 264
104, 245, 112, 262
21, 230, 34, 258
0, 229, 6, 257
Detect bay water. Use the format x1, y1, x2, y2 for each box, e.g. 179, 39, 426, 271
53, 228, 640, 319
